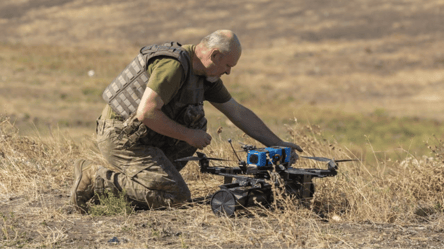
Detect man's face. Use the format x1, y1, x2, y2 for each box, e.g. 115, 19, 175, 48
204, 49, 240, 82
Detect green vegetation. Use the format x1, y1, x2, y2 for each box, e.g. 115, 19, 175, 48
310, 109, 443, 162
88, 190, 134, 217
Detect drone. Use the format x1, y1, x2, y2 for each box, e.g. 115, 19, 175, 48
176, 139, 356, 216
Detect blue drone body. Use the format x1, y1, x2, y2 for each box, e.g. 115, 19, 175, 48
247, 146, 292, 167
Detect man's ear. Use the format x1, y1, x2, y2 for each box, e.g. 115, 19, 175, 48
210, 49, 222, 62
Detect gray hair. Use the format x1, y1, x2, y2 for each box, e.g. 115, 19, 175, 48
200, 30, 241, 54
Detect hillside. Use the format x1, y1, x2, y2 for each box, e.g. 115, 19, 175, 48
1, 0, 443, 120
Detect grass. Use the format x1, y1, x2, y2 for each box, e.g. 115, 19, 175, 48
88, 190, 134, 217
1, 113, 443, 247
305, 108, 444, 162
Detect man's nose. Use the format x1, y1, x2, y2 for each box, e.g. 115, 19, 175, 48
225, 67, 231, 75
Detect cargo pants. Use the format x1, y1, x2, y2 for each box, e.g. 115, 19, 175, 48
95, 118, 196, 209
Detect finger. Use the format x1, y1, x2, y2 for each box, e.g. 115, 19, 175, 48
295, 145, 303, 152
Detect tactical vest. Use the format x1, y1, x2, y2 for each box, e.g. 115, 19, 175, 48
102, 42, 207, 147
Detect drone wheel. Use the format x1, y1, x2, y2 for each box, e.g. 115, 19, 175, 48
211, 190, 237, 216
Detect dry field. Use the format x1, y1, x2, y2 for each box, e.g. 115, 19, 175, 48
1, 118, 443, 248
1, 0, 444, 248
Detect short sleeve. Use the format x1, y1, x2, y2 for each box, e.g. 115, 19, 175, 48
146, 57, 184, 105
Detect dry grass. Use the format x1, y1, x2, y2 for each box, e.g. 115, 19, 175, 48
1, 117, 443, 248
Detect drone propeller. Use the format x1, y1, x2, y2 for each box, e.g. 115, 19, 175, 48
204, 157, 230, 161
302, 156, 357, 170
238, 141, 246, 146
175, 153, 229, 162
335, 159, 358, 163
175, 156, 202, 162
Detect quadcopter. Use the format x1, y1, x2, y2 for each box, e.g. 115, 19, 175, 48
176, 139, 355, 216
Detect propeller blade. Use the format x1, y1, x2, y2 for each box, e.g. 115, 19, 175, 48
302, 156, 358, 170
175, 156, 202, 162
303, 157, 357, 163
302, 156, 337, 170
175, 154, 230, 162
302, 156, 332, 162
335, 159, 358, 163
206, 157, 230, 161
196, 152, 230, 161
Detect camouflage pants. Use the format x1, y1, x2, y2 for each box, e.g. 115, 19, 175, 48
96, 118, 196, 209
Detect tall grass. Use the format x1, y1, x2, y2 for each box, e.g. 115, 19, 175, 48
0, 116, 101, 198
2, 114, 441, 222
1, 116, 443, 247
182, 120, 444, 224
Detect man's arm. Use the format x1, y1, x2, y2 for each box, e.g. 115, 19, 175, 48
211, 98, 303, 152
135, 86, 212, 150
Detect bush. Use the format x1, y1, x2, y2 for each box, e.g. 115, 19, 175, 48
88, 190, 134, 217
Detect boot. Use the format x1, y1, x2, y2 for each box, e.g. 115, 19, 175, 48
94, 167, 121, 196
70, 159, 100, 213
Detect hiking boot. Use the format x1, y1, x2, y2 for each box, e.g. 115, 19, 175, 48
70, 159, 100, 213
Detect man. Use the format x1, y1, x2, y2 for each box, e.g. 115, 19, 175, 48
70, 30, 303, 213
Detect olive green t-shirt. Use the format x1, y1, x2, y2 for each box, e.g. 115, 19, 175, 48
101, 44, 232, 120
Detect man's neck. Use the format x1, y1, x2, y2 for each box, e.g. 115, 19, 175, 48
192, 44, 207, 76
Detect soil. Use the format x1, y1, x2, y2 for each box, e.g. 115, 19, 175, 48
1, 190, 443, 248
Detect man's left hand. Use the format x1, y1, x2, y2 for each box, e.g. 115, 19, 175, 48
277, 141, 303, 153
275, 141, 303, 165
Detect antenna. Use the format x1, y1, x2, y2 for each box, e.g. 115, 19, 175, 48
228, 139, 241, 162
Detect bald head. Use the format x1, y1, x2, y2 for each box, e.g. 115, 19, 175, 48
193, 30, 242, 81
200, 30, 242, 55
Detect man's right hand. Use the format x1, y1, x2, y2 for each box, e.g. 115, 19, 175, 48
186, 129, 212, 150
137, 87, 211, 150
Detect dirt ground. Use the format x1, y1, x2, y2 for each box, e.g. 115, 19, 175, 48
1, 0, 444, 248
1, 187, 443, 248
